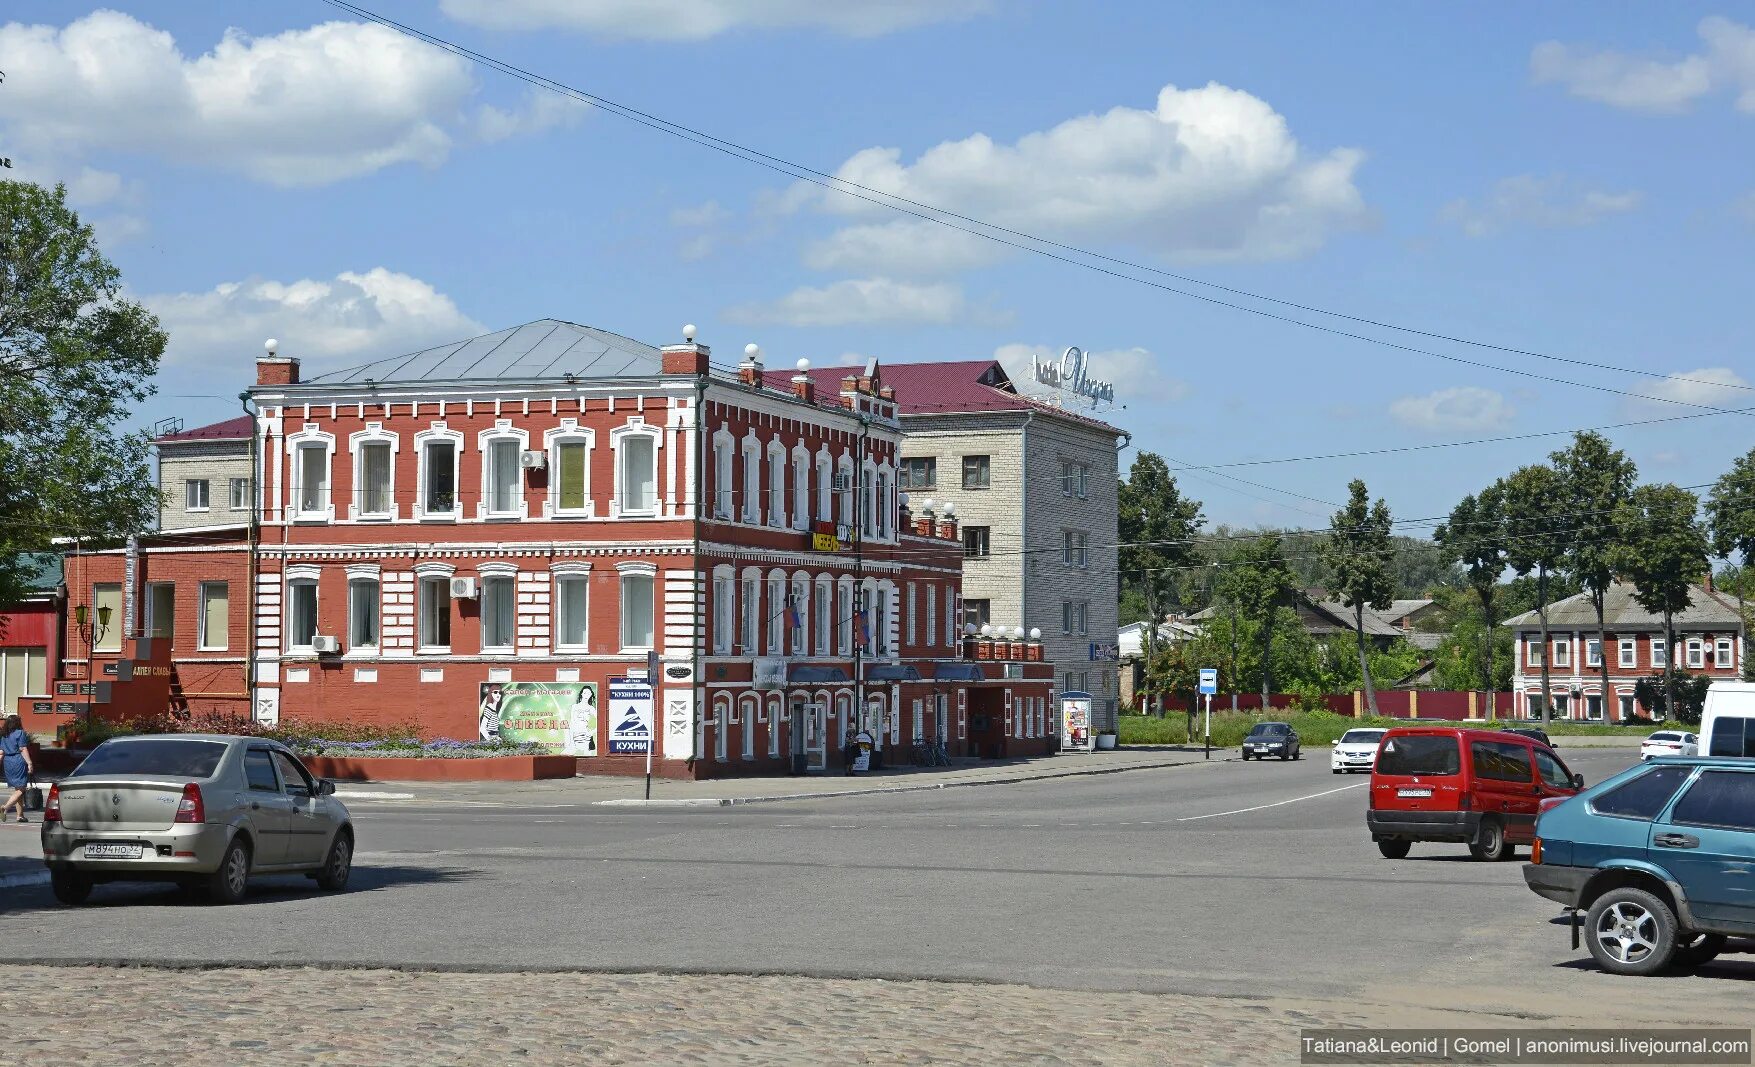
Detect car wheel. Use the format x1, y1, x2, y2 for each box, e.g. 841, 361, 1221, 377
206, 837, 251, 905
50, 868, 93, 906
1240, 752, 1249, 761
1376, 839, 1411, 859
1584, 887, 1678, 976
1468, 818, 1511, 861
1293, 747, 1301, 761
314, 830, 353, 892
1672, 932, 1726, 969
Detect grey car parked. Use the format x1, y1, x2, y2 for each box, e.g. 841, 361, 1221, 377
41, 734, 353, 905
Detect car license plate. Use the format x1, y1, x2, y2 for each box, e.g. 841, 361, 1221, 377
1397, 787, 1432, 798
83, 843, 142, 859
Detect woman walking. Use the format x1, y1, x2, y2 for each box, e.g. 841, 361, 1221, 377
1, 714, 34, 823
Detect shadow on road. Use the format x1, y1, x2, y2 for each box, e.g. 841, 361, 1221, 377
1, 864, 475, 914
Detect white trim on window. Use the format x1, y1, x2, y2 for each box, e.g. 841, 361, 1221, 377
477, 420, 531, 520
544, 421, 596, 519
791, 444, 811, 531
196, 581, 228, 651
740, 433, 762, 525
766, 439, 789, 529
185, 478, 210, 512
285, 424, 337, 522
413, 423, 464, 521
712, 429, 736, 520
1618, 637, 1636, 669
610, 419, 663, 519
347, 422, 399, 521
552, 561, 592, 653
1715, 637, 1734, 670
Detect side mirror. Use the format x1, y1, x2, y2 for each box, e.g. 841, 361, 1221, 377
1571, 774, 1585, 790
316, 779, 337, 797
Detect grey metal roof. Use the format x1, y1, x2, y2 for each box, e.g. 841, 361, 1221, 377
1502, 581, 1742, 631
302, 319, 663, 386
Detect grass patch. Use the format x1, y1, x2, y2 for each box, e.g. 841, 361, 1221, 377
1120, 711, 1654, 748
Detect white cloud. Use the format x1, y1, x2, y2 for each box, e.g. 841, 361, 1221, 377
1531, 16, 1755, 114
143, 268, 485, 370
1439, 175, 1642, 237
725, 277, 998, 328
0, 11, 566, 187
470, 90, 590, 144
797, 81, 1368, 269
1388, 387, 1516, 432
439, 0, 992, 40
993, 343, 1188, 410
1626, 367, 1753, 415
803, 221, 1001, 275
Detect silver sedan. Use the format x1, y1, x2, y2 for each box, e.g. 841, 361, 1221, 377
41, 734, 353, 905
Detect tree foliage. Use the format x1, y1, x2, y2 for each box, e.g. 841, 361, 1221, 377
1434, 483, 1507, 707
1552, 431, 1637, 722
1117, 452, 1204, 624
1322, 479, 1394, 714
1707, 448, 1755, 681
1614, 483, 1710, 720
1218, 532, 1298, 702
0, 180, 167, 602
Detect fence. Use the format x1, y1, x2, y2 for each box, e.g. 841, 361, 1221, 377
1135, 690, 1518, 720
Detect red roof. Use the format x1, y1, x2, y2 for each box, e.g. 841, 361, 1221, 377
153, 415, 253, 444
761, 359, 1121, 432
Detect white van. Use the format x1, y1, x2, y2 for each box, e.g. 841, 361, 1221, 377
1700, 680, 1755, 758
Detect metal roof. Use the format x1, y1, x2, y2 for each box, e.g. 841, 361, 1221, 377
154, 415, 253, 444
1502, 581, 1741, 630
301, 319, 663, 386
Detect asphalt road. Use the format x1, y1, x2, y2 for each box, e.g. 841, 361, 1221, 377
7, 746, 1752, 1019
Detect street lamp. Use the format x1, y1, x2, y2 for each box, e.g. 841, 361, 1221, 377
74, 602, 113, 722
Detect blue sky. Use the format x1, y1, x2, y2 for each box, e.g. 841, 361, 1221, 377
3, 1, 1751, 532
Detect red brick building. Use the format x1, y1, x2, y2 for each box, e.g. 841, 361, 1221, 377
54, 321, 1056, 777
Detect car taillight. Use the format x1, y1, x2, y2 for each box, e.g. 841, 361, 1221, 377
1532, 838, 1543, 864
174, 783, 205, 824
43, 783, 60, 824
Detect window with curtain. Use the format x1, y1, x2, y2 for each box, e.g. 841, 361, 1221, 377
288, 580, 318, 650
92, 584, 122, 652
298, 444, 327, 514
622, 436, 657, 513
199, 582, 229, 649
742, 447, 760, 523
230, 477, 251, 510
557, 441, 588, 512
419, 576, 451, 649
347, 578, 378, 649
424, 440, 457, 514
741, 577, 759, 653
769, 451, 787, 527
0, 648, 49, 716
358, 442, 391, 517
557, 576, 589, 649
715, 441, 734, 517
481, 575, 515, 649
793, 456, 809, 526
767, 577, 785, 652
487, 440, 521, 515
814, 582, 830, 655
620, 573, 655, 649
712, 574, 734, 654
147, 583, 175, 640
791, 580, 808, 655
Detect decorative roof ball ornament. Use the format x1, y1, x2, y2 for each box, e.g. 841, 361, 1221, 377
682, 324, 697, 342
264, 338, 279, 356
1029, 627, 1042, 641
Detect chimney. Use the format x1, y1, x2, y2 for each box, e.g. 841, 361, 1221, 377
256, 338, 299, 386
841, 374, 859, 411
791, 358, 815, 404
661, 325, 710, 375
738, 342, 764, 388
879, 385, 895, 402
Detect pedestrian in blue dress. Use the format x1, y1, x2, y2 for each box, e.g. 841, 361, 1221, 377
1, 714, 34, 824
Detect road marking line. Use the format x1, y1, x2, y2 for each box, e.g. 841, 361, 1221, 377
334, 790, 416, 800
1176, 782, 1367, 822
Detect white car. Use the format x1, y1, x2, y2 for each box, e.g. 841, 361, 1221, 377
1330, 728, 1387, 774
1639, 730, 1699, 760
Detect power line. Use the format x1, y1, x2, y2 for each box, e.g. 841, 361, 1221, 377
315, 0, 1755, 419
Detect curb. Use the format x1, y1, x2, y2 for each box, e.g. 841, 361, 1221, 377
591, 754, 1230, 807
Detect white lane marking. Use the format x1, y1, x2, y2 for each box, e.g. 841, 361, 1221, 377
1176, 782, 1367, 822
334, 790, 416, 800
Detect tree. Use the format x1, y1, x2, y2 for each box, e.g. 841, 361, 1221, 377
1633, 671, 1710, 726
1219, 532, 1297, 707
1707, 449, 1755, 681
1117, 454, 1205, 710
1551, 432, 1637, 720
1435, 484, 1507, 716
1614, 484, 1710, 721
1322, 480, 1394, 715
1, 180, 166, 603
1500, 464, 1566, 725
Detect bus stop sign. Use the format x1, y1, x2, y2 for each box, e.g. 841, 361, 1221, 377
1198, 669, 1218, 696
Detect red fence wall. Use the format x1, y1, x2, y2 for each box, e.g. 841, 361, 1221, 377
1136, 691, 1518, 719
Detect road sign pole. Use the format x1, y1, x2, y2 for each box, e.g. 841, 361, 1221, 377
1204, 693, 1211, 760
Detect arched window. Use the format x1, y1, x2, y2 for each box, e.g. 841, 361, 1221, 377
545, 421, 595, 518
767, 441, 788, 528
739, 694, 759, 760
610, 419, 662, 519
477, 420, 530, 520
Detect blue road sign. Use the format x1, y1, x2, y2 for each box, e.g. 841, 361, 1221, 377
1198, 668, 1218, 695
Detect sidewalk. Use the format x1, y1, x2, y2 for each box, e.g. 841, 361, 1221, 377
335, 746, 1225, 807
0, 822, 45, 890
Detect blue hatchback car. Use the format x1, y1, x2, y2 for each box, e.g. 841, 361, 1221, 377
1524, 755, 1755, 976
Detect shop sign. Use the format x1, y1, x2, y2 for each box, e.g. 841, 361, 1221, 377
478, 681, 598, 754
1030, 346, 1115, 406
31, 700, 51, 714
809, 521, 842, 552
752, 657, 787, 691
607, 677, 654, 755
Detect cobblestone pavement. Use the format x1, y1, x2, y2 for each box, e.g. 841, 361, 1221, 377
0, 963, 1695, 1067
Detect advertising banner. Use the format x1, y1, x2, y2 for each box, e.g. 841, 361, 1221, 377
1060, 692, 1093, 751
663, 689, 696, 760
479, 681, 599, 754
608, 677, 655, 755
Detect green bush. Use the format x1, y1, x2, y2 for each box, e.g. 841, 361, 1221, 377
1118, 710, 1650, 748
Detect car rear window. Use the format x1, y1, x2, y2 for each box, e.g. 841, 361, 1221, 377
1706, 716, 1755, 758
1670, 770, 1755, 832
1591, 765, 1692, 820
1649, 732, 1681, 742
1340, 730, 1384, 745
1375, 735, 1460, 776
72, 739, 226, 778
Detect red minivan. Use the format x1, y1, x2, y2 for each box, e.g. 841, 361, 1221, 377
1367, 727, 1583, 861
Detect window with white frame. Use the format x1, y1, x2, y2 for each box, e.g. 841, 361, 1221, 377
1618, 637, 1636, 668
296, 444, 327, 516
742, 442, 761, 524
837, 580, 853, 655
814, 580, 830, 655
619, 569, 656, 650
198, 582, 228, 650
1527, 637, 1543, 666
419, 576, 452, 650
185, 478, 210, 511
835, 458, 854, 527
357, 442, 392, 518
741, 573, 760, 653
556, 573, 590, 651
553, 437, 590, 514
790, 578, 808, 655
1652, 638, 1667, 668
1062, 600, 1088, 636
1061, 460, 1088, 498
874, 472, 889, 538
421, 438, 458, 517
1063, 530, 1089, 568
1586, 639, 1601, 668
481, 575, 516, 651
229, 477, 250, 510
1687, 638, 1705, 669
944, 587, 956, 647
874, 584, 891, 654
767, 574, 786, 652
287, 578, 318, 651
617, 430, 658, 516
1552, 638, 1570, 667
714, 436, 734, 518
926, 582, 937, 648
0, 647, 48, 714
906, 582, 917, 646
768, 447, 787, 527
793, 453, 809, 528
1716, 637, 1734, 669
347, 577, 378, 650
484, 438, 523, 517
815, 454, 832, 525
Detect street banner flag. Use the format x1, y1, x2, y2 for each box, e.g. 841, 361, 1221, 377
854, 610, 870, 648
786, 601, 802, 630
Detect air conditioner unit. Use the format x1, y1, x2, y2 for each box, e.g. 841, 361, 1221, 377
310, 635, 341, 654
520, 450, 547, 469
832, 473, 853, 491
449, 576, 478, 599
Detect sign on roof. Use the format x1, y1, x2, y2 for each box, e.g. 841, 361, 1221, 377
1030, 346, 1115, 407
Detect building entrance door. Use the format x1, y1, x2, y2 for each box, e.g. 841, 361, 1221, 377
805, 701, 827, 771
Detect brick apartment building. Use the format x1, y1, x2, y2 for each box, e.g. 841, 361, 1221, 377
44, 321, 1056, 776
1505, 580, 1745, 721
